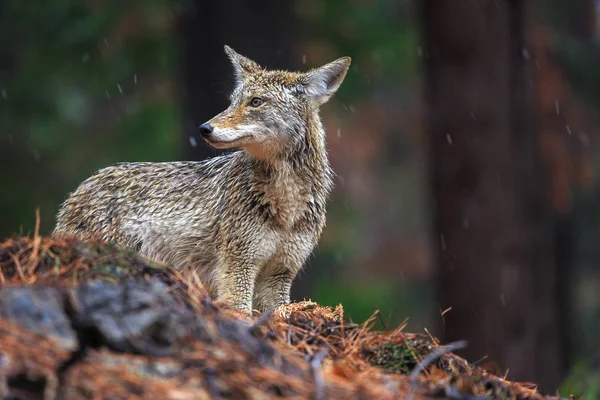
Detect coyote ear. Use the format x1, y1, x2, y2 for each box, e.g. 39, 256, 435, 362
302, 57, 351, 104
224, 45, 261, 83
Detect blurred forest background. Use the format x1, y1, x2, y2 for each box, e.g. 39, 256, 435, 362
1, 0, 600, 396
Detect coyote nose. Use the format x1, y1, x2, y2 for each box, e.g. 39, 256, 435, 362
198, 123, 214, 138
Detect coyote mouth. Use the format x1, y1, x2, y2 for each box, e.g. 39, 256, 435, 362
204, 135, 253, 148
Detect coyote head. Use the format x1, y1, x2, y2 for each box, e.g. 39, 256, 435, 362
199, 45, 351, 160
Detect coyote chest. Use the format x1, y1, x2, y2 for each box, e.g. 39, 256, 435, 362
261, 175, 314, 230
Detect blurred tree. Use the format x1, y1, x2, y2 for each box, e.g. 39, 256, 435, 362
538, 0, 600, 394
176, 0, 295, 161
529, 22, 593, 374
421, 0, 565, 391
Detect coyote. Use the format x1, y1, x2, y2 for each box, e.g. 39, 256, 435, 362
54, 45, 351, 314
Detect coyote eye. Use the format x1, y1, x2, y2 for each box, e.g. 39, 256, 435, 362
249, 97, 264, 107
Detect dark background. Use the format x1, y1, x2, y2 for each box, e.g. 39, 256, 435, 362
1, 0, 599, 395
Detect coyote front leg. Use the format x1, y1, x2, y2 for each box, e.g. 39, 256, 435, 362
253, 268, 298, 313
216, 257, 260, 314
254, 238, 315, 313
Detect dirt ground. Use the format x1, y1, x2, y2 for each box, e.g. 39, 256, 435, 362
0, 235, 568, 399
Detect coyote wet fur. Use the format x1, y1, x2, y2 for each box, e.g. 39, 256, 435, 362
54, 45, 351, 314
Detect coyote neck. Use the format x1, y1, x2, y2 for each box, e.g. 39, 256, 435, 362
243, 113, 332, 227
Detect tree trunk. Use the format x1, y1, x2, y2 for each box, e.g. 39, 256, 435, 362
420, 0, 564, 391
176, 0, 295, 161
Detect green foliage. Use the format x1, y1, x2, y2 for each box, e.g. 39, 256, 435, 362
368, 341, 418, 374
536, 0, 600, 110
312, 277, 434, 331
557, 39, 600, 110
560, 362, 600, 399
313, 280, 395, 324
297, 0, 417, 101
0, 0, 179, 235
